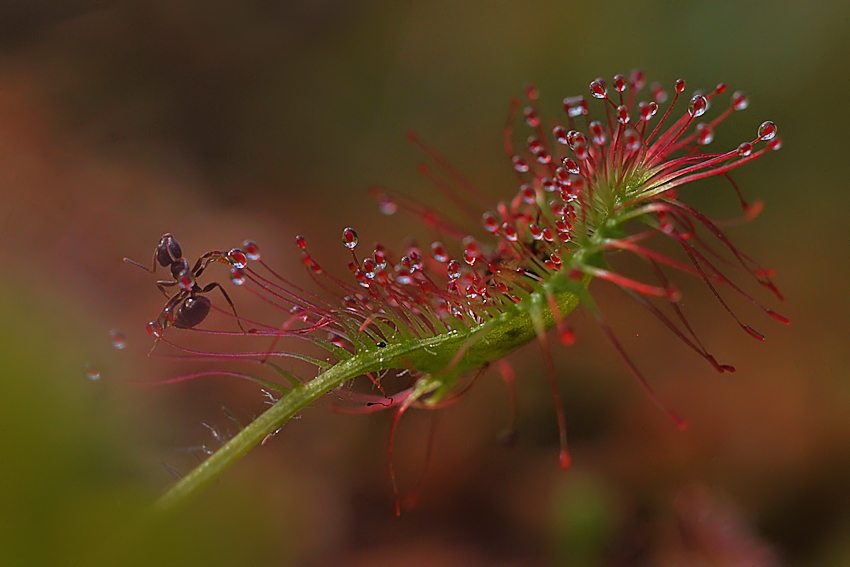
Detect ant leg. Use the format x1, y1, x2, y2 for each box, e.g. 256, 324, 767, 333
192, 251, 227, 278
156, 280, 178, 298
147, 290, 186, 348
201, 281, 247, 333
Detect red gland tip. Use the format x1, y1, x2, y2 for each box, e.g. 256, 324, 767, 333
666, 285, 682, 303
559, 449, 571, 470
743, 200, 765, 220
559, 327, 576, 346
766, 309, 790, 325
567, 267, 583, 281
673, 415, 690, 431
743, 325, 766, 341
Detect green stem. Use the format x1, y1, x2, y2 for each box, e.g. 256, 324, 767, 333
151, 352, 374, 514
152, 280, 587, 515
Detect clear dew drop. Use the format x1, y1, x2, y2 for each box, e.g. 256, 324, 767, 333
362, 258, 377, 279
242, 240, 261, 261
732, 91, 749, 111
758, 121, 777, 140
408, 250, 424, 271
563, 96, 587, 117
553, 125, 568, 145
527, 137, 541, 153
395, 268, 413, 285
573, 143, 588, 160
562, 158, 580, 174
696, 123, 714, 145
512, 156, 529, 173
566, 130, 585, 150
556, 167, 569, 182
589, 121, 606, 145
463, 238, 480, 266
639, 101, 656, 121
431, 241, 449, 263
230, 267, 246, 286
501, 222, 519, 242
447, 260, 461, 281
524, 106, 540, 127
110, 329, 127, 350
737, 142, 753, 157
624, 129, 640, 151
378, 194, 398, 215
613, 74, 626, 93
629, 69, 645, 91
688, 95, 708, 117
691, 89, 710, 112
86, 364, 101, 381
374, 243, 387, 262
482, 212, 500, 234
342, 227, 358, 250
589, 78, 607, 99
228, 248, 248, 269
651, 83, 668, 104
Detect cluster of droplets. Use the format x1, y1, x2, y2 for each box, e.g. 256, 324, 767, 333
227, 240, 260, 287
362, 71, 785, 360
126, 73, 786, 516
505, 72, 781, 229
135, 73, 783, 381
333, 226, 495, 326
459, 72, 781, 302
315, 73, 784, 355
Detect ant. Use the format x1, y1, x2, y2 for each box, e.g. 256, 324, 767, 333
125, 233, 246, 337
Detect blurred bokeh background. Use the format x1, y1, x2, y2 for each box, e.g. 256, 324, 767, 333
1, 1, 848, 565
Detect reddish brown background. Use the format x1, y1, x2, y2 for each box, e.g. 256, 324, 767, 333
0, 1, 847, 565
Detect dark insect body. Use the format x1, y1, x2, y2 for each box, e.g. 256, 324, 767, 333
125, 233, 245, 337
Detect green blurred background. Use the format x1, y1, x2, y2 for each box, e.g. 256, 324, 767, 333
1, 1, 847, 565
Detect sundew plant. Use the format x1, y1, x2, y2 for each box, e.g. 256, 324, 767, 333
131, 71, 785, 516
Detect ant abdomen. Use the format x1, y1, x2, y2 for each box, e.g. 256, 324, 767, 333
172, 296, 211, 329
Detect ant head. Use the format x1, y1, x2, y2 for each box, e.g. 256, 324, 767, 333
156, 233, 183, 268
